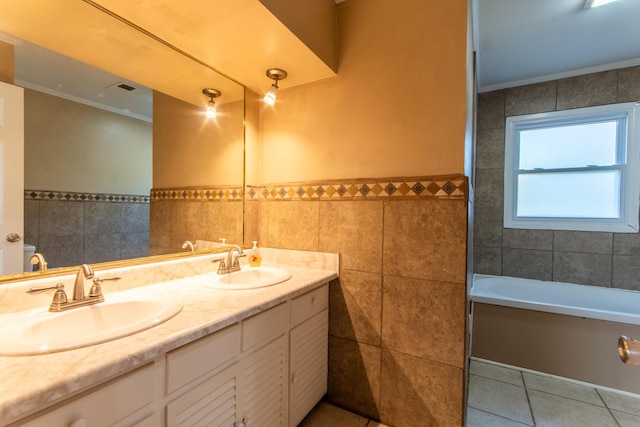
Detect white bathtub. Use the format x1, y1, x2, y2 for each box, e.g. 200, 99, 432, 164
472, 274, 640, 326
470, 274, 640, 394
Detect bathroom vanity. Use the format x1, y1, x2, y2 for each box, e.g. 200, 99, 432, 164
0, 250, 337, 426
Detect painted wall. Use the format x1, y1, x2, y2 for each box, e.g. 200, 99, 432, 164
474, 65, 640, 290
24, 89, 151, 195
254, 0, 471, 425
258, 0, 468, 184
152, 91, 244, 188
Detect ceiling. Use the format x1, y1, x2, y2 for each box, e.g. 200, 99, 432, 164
474, 0, 640, 93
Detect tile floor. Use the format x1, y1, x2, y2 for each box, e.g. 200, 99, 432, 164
467, 358, 640, 427
300, 358, 640, 426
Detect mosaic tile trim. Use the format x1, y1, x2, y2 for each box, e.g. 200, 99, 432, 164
150, 186, 244, 202
246, 175, 468, 201
25, 190, 150, 204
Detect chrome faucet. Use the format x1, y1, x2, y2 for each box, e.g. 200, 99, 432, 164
217, 245, 244, 274
27, 264, 121, 312
29, 253, 48, 271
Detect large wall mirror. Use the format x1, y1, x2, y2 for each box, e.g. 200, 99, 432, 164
0, 0, 245, 281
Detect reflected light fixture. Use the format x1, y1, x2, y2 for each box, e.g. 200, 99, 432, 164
263, 68, 288, 105
202, 88, 221, 118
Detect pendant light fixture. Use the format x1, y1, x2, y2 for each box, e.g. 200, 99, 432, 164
263, 68, 288, 105
202, 88, 221, 118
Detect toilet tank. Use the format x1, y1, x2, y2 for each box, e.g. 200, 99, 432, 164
23, 244, 36, 272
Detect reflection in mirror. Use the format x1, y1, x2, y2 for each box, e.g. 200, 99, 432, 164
0, 1, 245, 283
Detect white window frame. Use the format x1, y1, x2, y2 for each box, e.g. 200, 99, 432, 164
504, 102, 640, 233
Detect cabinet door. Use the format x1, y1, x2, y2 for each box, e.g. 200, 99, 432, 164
289, 309, 328, 427
166, 363, 239, 427
240, 336, 287, 427
12, 364, 155, 427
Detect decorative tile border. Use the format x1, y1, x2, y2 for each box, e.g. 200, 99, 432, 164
247, 175, 468, 201
150, 186, 244, 202
25, 190, 150, 204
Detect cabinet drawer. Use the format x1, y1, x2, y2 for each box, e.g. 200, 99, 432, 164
291, 284, 328, 326
166, 323, 240, 394
242, 303, 288, 351
14, 364, 155, 427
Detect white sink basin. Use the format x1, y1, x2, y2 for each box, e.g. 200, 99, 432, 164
0, 298, 182, 356
208, 266, 292, 290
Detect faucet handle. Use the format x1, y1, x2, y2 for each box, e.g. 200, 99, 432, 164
27, 283, 68, 309
90, 276, 121, 298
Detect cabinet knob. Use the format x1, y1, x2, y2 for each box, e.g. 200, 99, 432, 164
68, 418, 87, 427
311, 296, 317, 305
291, 373, 298, 383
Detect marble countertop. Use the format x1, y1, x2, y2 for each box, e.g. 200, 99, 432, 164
0, 262, 337, 424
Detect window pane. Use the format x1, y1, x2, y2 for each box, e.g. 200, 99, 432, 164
519, 121, 618, 169
516, 170, 621, 218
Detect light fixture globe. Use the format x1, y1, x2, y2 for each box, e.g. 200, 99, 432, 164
263, 69, 287, 105
202, 88, 221, 118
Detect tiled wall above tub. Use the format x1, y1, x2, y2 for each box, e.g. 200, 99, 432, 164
24, 189, 149, 269
474, 65, 640, 290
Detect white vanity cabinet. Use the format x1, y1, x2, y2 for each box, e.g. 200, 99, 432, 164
11, 364, 157, 427
8, 282, 331, 427
289, 285, 329, 427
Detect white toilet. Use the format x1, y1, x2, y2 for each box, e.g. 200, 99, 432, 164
23, 244, 36, 272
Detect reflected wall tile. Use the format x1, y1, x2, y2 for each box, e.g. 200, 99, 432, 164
329, 270, 382, 346
244, 200, 260, 246
84, 233, 121, 264
553, 251, 612, 286
557, 70, 617, 109
24, 200, 39, 244
505, 81, 557, 116
553, 231, 612, 254
503, 229, 553, 251
85, 203, 122, 234
328, 336, 381, 419
383, 200, 467, 284
39, 200, 84, 237
39, 235, 83, 268
381, 275, 466, 367
379, 349, 464, 427
502, 248, 552, 281
319, 201, 383, 274
122, 203, 150, 233
121, 232, 150, 259
266, 201, 320, 251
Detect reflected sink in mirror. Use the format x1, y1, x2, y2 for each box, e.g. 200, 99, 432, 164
0, 298, 182, 356
208, 266, 292, 290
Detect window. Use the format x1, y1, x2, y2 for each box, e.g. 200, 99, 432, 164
504, 102, 640, 233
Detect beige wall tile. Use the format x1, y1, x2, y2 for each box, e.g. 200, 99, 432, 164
328, 336, 381, 419
319, 201, 383, 274
379, 349, 464, 427
330, 270, 382, 346
477, 90, 505, 131
557, 70, 618, 109
381, 275, 466, 367
617, 65, 640, 102
265, 201, 320, 251
505, 81, 557, 116
383, 200, 467, 284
